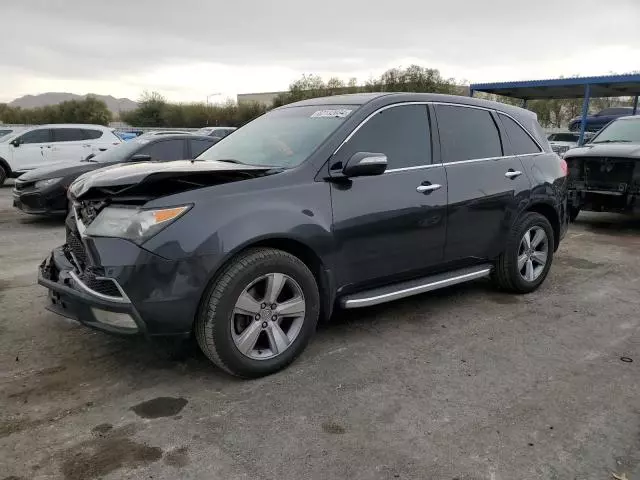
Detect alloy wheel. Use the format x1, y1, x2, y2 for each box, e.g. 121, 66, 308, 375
230, 273, 306, 360
517, 226, 549, 282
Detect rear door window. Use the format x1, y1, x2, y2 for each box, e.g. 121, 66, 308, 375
18, 128, 52, 144
498, 114, 541, 155
340, 104, 432, 169
137, 139, 186, 161
435, 105, 502, 163
52, 128, 85, 142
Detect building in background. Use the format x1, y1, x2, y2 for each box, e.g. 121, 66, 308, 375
237, 91, 285, 106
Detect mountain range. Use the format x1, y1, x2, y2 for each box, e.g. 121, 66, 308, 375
7, 93, 138, 113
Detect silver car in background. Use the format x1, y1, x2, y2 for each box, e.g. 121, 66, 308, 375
547, 131, 594, 157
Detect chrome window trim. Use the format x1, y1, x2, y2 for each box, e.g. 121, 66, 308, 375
333, 100, 545, 164
384, 152, 546, 174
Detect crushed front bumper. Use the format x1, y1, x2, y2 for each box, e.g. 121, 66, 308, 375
38, 246, 145, 335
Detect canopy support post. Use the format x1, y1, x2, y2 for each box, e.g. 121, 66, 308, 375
578, 84, 591, 146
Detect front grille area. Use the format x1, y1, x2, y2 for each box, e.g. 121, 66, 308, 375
66, 224, 87, 268
79, 267, 123, 298
567, 156, 639, 192
63, 208, 125, 299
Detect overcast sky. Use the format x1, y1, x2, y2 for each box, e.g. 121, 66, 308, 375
3, 0, 640, 103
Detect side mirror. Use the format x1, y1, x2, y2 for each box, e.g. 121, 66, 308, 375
129, 154, 152, 162
10, 139, 20, 147
342, 152, 387, 178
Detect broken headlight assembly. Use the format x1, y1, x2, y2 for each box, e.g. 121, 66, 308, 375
84, 205, 191, 244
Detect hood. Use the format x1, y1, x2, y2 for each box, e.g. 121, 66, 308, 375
69, 160, 274, 201
18, 161, 101, 182
563, 142, 640, 159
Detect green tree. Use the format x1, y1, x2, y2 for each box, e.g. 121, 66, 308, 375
120, 91, 167, 127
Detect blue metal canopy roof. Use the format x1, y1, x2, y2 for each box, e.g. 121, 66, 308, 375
470, 74, 640, 100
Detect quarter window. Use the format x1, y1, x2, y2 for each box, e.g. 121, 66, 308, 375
18, 129, 52, 144
82, 129, 103, 140
435, 105, 502, 163
190, 139, 216, 157
340, 104, 431, 169
499, 114, 541, 155
137, 139, 185, 161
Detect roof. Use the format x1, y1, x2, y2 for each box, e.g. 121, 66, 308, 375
283, 92, 536, 118
283, 92, 390, 106
471, 74, 640, 100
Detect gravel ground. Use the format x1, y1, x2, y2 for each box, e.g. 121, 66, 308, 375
0, 180, 639, 480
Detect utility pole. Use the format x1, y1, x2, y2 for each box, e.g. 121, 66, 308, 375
206, 92, 221, 125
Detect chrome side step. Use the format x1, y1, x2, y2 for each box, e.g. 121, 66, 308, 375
340, 264, 493, 309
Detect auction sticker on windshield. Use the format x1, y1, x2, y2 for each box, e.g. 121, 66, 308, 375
311, 109, 352, 118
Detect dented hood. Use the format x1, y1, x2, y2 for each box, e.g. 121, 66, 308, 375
69, 160, 273, 200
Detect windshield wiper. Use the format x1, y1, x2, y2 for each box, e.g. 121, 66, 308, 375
591, 139, 632, 144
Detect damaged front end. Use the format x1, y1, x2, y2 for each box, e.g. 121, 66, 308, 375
566, 155, 640, 214
38, 160, 276, 336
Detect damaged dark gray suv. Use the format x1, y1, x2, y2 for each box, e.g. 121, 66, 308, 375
39, 93, 568, 378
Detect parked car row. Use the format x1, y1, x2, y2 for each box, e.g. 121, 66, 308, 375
547, 131, 593, 156
13, 134, 219, 215
0, 124, 122, 185
114, 127, 237, 142
32, 92, 568, 378
568, 106, 636, 132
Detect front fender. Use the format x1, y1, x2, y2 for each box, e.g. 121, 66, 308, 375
142, 180, 335, 271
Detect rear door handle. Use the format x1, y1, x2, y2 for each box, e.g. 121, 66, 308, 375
416, 183, 442, 193
505, 170, 522, 179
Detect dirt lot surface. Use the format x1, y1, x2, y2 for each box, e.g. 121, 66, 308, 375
1, 181, 639, 480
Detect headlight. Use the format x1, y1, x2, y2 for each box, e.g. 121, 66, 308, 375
85, 205, 191, 244
35, 177, 63, 189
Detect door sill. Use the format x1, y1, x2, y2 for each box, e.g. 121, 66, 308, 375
340, 264, 493, 309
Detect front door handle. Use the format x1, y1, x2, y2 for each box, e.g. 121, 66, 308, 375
416, 183, 442, 194
505, 170, 522, 179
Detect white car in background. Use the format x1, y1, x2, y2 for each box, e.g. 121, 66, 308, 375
547, 131, 594, 157
0, 124, 121, 185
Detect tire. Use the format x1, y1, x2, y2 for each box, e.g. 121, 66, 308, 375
492, 212, 555, 293
195, 248, 320, 378
0, 165, 7, 186
569, 206, 580, 222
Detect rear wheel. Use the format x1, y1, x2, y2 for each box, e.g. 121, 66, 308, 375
0, 165, 7, 186
195, 248, 320, 378
492, 212, 554, 293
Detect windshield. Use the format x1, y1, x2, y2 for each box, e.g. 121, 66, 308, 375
195, 128, 214, 135
548, 133, 579, 142
0, 129, 13, 139
591, 118, 640, 144
87, 137, 151, 163
197, 105, 355, 167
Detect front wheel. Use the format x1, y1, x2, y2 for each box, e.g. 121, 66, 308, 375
492, 212, 554, 293
0, 165, 7, 186
195, 248, 320, 378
